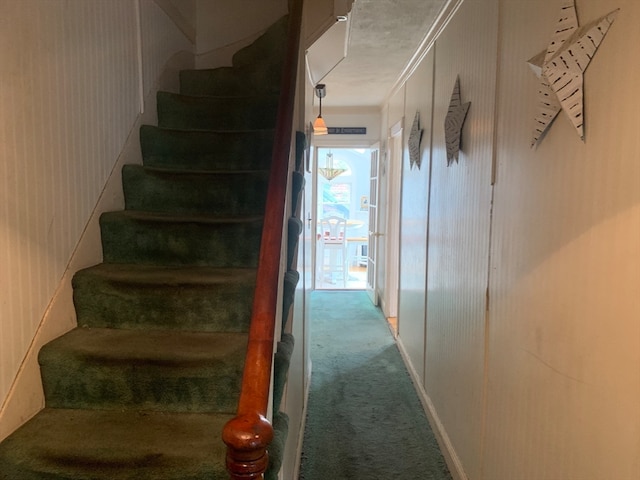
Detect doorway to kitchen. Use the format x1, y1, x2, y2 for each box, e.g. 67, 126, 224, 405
315, 147, 370, 290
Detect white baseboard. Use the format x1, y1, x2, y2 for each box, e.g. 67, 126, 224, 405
395, 337, 468, 480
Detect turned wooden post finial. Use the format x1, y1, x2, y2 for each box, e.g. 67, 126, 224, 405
223, 413, 274, 479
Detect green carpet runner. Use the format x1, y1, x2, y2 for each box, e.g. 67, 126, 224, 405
299, 291, 452, 480
0, 15, 297, 480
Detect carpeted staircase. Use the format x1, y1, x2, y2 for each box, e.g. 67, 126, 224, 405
0, 15, 300, 480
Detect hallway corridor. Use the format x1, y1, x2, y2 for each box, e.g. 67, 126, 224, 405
298, 291, 451, 479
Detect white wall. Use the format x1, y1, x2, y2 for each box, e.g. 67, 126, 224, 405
398, 50, 434, 392
391, 0, 640, 479
0, 0, 194, 440
485, 0, 640, 478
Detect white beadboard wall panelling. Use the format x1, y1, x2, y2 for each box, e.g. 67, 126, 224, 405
0, 0, 138, 414
0, 0, 195, 439
484, 0, 640, 478
397, 51, 435, 385
424, 0, 499, 478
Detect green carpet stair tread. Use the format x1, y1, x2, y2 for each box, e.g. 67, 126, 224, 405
287, 216, 303, 269
122, 165, 269, 216
272, 334, 294, 414
73, 264, 256, 332
281, 270, 299, 331
0, 408, 232, 480
140, 125, 274, 171
39, 328, 247, 413
100, 210, 263, 267
156, 92, 279, 131
264, 411, 289, 480
291, 170, 305, 215
179, 15, 287, 97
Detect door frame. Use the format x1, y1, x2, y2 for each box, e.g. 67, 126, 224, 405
382, 119, 403, 317
366, 143, 380, 304
310, 142, 377, 291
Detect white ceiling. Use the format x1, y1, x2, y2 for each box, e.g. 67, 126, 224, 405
321, 0, 448, 108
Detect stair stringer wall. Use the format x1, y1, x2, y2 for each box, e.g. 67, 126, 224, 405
0, 0, 195, 441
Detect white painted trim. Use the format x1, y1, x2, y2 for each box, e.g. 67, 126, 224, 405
383, 120, 403, 318
135, 0, 145, 114
396, 337, 468, 480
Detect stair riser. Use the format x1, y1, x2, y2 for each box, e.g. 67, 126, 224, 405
40, 361, 244, 413
100, 214, 263, 267
140, 125, 274, 171
157, 92, 279, 131
122, 165, 268, 216
73, 276, 255, 332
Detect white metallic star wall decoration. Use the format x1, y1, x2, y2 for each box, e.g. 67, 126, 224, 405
445, 76, 470, 166
528, 0, 619, 148
408, 111, 423, 169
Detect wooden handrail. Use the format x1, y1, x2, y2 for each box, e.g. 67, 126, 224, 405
222, 1, 304, 479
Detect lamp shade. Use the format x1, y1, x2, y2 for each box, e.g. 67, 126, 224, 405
313, 115, 328, 135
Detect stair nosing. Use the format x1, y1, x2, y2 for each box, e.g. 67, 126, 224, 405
101, 210, 264, 224
158, 91, 280, 101
123, 163, 270, 176
141, 124, 276, 134
74, 263, 258, 286
40, 327, 249, 364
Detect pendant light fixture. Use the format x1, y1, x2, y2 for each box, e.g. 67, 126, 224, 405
318, 152, 346, 181
313, 84, 328, 135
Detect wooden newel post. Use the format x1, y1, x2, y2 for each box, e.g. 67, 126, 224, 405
223, 413, 274, 479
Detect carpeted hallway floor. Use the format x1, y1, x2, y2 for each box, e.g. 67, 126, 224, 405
299, 291, 452, 479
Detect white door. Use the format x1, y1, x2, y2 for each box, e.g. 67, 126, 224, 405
366, 145, 380, 304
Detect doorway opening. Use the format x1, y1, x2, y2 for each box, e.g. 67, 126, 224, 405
315, 147, 370, 290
